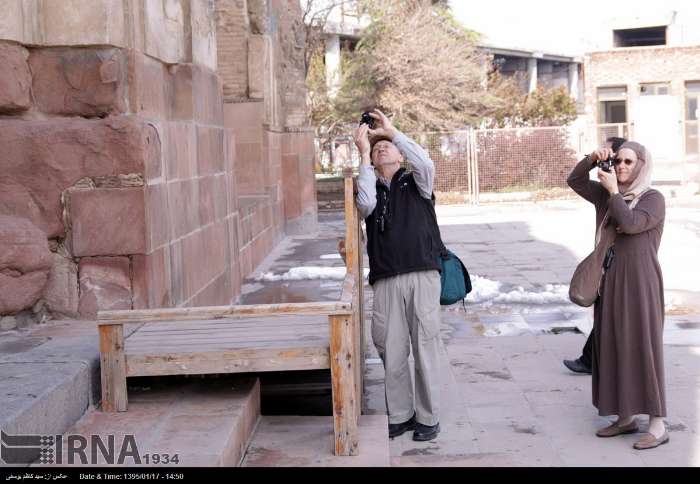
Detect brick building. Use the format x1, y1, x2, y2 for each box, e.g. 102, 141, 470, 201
0, 0, 318, 323
583, 10, 700, 183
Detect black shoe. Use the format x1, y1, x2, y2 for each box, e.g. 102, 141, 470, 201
412, 422, 440, 442
563, 358, 592, 374
388, 414, 416, 439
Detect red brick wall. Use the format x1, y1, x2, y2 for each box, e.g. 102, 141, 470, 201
215, 0, 250, 99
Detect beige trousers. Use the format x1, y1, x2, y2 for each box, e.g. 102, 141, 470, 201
371, 270, 441, 426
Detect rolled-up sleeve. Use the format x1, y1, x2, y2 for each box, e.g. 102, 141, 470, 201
393, 131, 435, 199
356, 164, 377, 219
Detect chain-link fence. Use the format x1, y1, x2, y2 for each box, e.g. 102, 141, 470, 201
316, 125, 586, 201
473, 126, 579, 192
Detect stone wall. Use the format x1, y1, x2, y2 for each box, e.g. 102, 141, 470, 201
0, 0, 318, 322
217, 0, 318, 277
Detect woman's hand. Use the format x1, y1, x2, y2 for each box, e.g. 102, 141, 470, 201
590, 148, 614, 162
368, 109, 398, 140
589, 147, 614, 166
598, 168, 619, 195
353, 124, 371, 159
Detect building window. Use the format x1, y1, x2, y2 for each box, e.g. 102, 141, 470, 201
597, 86, 627, 123
597, 86, 628, 144
640, 82, 670, 96
685, 82, 700, 157
613, 26, 667, 47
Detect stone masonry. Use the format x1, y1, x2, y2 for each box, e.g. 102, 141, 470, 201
0, 0, 318, 321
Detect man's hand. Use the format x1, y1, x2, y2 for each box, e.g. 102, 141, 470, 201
597, 168, 619, 195
368, 109, 398, 140
353, 124, 371, 159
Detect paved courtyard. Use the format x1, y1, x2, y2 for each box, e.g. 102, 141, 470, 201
243, 196, 700, 466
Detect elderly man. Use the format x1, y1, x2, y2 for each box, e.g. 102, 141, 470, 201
353, 109, 442, 442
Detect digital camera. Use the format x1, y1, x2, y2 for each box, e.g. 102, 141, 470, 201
597, 155, 615, 173
360, 111, 375, 129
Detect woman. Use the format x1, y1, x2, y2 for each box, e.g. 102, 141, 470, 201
567, 141, 668, 450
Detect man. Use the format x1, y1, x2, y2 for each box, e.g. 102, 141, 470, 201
353, 109, 442, 442
563, 136, 626, 375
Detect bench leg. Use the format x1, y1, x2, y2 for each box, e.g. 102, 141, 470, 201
99, 324, 128, 412
330, 314, 358, 456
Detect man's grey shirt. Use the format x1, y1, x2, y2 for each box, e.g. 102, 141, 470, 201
356, 131, 435, 220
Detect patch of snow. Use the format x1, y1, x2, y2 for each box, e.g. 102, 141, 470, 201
320, 253, 342, 260
468, 276, 570, 305
255, 266, 369, 282
483, 320, 531, 337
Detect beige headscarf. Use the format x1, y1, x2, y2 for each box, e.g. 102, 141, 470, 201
595, 141, 653, 245
617, 141, 653, 201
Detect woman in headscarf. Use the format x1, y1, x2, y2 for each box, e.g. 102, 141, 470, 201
567, 141, 668, 450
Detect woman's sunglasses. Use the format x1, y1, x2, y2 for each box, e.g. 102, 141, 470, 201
613, 158, 634, 166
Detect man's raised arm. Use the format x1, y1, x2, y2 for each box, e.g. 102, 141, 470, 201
393, 131, 435, 199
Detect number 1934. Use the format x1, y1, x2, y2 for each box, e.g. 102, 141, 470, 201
142, 453, 180, 464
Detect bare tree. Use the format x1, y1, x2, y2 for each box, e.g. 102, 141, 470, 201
330, 0, 506, 132
300, 0, 358, 77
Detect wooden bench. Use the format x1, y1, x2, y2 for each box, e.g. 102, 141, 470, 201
99, 174, 365, 456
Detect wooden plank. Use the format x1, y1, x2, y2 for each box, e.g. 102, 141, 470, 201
344, 175, 358, 274
352, 276, 362, 422
99, 301, 352, 325
126, 324, 328, 342
354, 203, 364, 420
132, 317, 328, 333
356, 210, 366, 416
126, 338, 328, 350
127, 323, 328, 338
129, 320, 328, 336
99, 324, 127, 412
126, 347, 331, 377
329, 313, 358, 456
125, 331, 328, 344
339, 273, 355, 303
124, 338, 329, 353
126, 333, 328, 346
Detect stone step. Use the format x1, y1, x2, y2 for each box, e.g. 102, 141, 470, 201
48, 377, 261, 467
241, 414, 390, 467
0, 320, 101, 468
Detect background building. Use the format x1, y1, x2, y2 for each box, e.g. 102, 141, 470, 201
583, 9, 700, 183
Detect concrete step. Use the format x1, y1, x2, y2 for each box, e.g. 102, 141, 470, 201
49, 377, 261, 467
241, 414, 390, 467
0, 320, 101, 467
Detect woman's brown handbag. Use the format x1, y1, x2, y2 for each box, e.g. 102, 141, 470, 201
569, 218, 617, 307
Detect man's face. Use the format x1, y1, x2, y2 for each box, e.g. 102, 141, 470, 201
371, 140, 402, 168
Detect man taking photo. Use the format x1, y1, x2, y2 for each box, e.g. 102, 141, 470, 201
353, 109, 443, 442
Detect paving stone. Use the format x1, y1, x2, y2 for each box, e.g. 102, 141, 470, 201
242, 415, 389, 467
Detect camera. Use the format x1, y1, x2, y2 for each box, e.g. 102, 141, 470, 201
597, 155, 615, 173
360, 111, 375, 129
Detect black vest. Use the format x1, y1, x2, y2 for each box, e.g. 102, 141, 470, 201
365, 168, 443, 285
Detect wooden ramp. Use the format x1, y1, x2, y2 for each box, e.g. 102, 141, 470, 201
123, 314, 331, 377
98, 173, 366, 456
